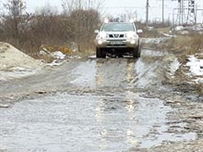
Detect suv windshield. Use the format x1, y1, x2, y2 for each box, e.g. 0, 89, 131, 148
101, 22, 135, 32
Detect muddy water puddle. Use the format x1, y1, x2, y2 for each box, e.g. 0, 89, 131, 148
0, 92, 196, 152
0, 49, 199, 151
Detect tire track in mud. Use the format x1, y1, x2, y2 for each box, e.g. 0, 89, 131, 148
71, 51, 166, 89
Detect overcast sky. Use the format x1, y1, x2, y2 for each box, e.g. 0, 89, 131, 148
0, 0, 203, 23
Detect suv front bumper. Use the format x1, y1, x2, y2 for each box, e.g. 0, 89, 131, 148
95, 38, 139, 49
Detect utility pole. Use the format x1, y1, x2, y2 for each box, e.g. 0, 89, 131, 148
19, 0, 23, 16
162, 0, 164, 24
146, 0, 149, 28
78, 0, 82, 9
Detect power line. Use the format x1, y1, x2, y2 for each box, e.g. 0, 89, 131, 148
101, 6, 145, 9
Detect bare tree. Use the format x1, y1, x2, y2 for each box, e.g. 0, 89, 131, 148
62, 0, 104, 15
67, 9, 100, 51
4, 0, 24, 17
62, 0, 104, 51
35, 3, 58, 16
0, 0, 104, 55
2, 0, 30, 38
32, 5, 68, 44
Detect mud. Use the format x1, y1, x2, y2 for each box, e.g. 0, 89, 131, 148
0, 49, 203, 152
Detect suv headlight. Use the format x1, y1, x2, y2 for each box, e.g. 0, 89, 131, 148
127, 32, 137, 39
97, 32, 107, 39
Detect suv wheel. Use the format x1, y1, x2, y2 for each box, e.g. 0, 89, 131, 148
133, 44, 141, 58
96, 48, 106, 58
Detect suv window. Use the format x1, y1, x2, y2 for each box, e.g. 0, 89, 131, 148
101, 23, 135, 32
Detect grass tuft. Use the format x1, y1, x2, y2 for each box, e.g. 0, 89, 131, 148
161, 33, 203, 55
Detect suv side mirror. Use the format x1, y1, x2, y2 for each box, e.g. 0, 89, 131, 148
137, 29, 143, 34
95, 30, 99, 34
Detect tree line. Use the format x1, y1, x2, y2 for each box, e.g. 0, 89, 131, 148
0, 0, 103, 56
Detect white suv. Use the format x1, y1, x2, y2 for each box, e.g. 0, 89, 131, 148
94, 21, 142, 58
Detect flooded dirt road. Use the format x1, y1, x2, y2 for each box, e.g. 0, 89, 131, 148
0, 49, 203, 152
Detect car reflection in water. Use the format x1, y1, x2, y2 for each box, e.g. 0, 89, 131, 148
95, 59, 139, 150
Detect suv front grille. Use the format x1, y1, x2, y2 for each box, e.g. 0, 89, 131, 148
108, 34, 124, 38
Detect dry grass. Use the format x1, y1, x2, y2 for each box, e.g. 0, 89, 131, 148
162, 33, 203, 55
163, 33, 203, 96
36, 55, 54, 63
156, 27, 171, 33
141, 28, 161, 38
196, 84, 203, 96
39, 45, 72, 54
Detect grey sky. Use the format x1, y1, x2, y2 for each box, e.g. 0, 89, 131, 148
0, 0, 203, 23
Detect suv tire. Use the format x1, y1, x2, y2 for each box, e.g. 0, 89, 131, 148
133, 44, 141, 58
96, 48, 106, 58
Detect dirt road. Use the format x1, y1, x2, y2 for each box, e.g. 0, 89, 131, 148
0, 49, 203, 152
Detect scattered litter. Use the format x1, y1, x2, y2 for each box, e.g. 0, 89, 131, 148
46, 60, 65, 67
186, 55, 203, 76
142, 37, 171, 44
174, 26, 184, 31
168, 58, 181, 77
35, 91, 47, 94
51, 51, 66, 60
0, 104, 10, 108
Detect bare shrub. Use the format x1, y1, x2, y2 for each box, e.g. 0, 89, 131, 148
148, 20, 171, 28
188, 34, 203, 54
62, 0, 104, 15
161, 33, 203, 55
0, 0, 36, 54
135, 20, 172, 38
196, 84, 203, 96
32, 9, 68, 43
67, 9, 100, 52
62, 0, 103, 53
0, 0, 102, 57
142, 28, 161, 38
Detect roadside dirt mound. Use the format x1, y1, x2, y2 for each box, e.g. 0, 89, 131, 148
0, 42, 43, 71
